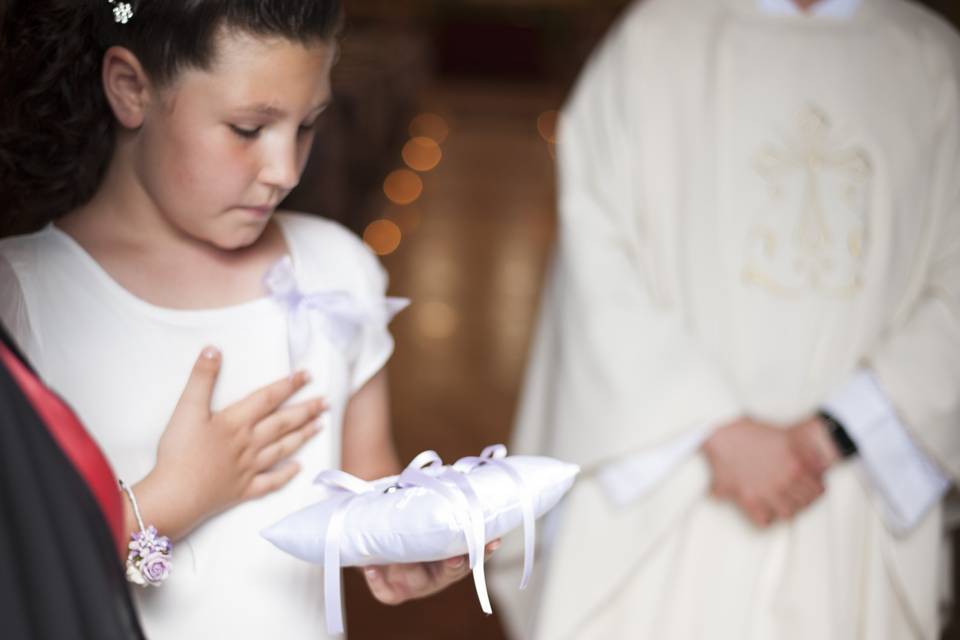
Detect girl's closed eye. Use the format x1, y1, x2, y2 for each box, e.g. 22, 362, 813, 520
230, 124, 263, 140
299, 110, 329, 136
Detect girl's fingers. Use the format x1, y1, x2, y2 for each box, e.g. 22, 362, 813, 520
364, 540, 507, 606
244, 460, 301, 500
364, 566, 402, 605
227, 370, 312, 424
172, 346, 222, 419
366, 564, 416, 606
393, 562, 431, 594
255, 422, 320, 470
253, 398, 326, 447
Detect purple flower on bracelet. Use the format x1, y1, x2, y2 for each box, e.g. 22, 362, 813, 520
126, 526, 172, 587
140, 551, 172, 585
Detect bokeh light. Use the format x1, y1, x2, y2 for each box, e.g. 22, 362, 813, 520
409, 113, 450, 145
402, 137, 443, 172
363, 219, 402, 256
415, 300, 459, 340
537, 110, 559, 144
383, 169, 423, 205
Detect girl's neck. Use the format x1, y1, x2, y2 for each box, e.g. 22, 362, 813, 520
55, 147, 288, 311
61, 146, 230, 263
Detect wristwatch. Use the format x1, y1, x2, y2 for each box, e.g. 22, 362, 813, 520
817, 410, 858, 459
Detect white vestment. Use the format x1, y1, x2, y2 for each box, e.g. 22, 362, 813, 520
491, 0, 960, 638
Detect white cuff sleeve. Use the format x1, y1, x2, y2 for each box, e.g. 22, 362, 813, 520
597, 426, 714, 507
823, 370, 951, 535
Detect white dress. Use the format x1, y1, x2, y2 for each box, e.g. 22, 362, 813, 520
0, 212, 397, 639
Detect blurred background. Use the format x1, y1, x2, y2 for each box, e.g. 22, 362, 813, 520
282, 1, 960, 638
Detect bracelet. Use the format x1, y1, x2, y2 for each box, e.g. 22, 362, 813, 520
119, 480, 172, 587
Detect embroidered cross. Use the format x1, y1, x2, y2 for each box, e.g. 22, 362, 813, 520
750, 105, 871, 294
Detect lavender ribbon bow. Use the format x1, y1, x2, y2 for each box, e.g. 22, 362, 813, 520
264, 256, 409, 369
315, 446, 536, 636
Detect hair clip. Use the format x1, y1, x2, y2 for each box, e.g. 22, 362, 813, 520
108, 0, 134, 25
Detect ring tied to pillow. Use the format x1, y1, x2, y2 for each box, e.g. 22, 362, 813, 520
268, 444, 574, 636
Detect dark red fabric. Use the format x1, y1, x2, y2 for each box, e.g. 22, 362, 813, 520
0, 343, 124, 554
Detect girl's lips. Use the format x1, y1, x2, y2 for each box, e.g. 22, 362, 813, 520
238, 205, 275, 216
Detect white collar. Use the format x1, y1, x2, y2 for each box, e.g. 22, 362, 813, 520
758, 0, 863, 19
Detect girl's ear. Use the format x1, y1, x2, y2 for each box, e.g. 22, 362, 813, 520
101, 46, 152, 129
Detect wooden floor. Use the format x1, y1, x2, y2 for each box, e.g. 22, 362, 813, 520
344, 82, 562, 640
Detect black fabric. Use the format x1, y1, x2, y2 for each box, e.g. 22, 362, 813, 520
0, 324, 145, 640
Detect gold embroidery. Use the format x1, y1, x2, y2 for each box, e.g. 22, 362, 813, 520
744, 105, 871, 297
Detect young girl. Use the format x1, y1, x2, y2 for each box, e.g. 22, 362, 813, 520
0, 1, 476, 637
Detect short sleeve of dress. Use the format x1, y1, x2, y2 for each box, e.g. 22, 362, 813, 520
0, 255, 40, 359
349, 242, 400, 392
277, 212, 406, 393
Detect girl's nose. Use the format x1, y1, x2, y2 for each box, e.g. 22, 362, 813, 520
260, 138, 301, 191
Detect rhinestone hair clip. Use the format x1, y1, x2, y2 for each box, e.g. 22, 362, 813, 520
108, 0, 134, 24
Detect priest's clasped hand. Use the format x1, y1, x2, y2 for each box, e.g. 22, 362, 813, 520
702, 417, 841, 528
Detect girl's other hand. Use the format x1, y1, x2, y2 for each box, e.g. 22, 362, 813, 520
362, 540, 502, 606
131, 346, 325, 541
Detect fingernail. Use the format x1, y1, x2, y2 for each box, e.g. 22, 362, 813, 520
447, 556, 465, 569
488, 540, 502, 552
364, 567, 380, 581
202, 346, 221, 360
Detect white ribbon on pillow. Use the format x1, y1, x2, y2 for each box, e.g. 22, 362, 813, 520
315, 445, 540, 636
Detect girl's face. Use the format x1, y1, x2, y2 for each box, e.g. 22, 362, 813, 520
133, 30, 335, 250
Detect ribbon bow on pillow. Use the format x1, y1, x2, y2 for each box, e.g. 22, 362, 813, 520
264, 256, 409, 369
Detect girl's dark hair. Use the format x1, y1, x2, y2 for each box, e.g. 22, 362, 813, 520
0, 0, 342, 233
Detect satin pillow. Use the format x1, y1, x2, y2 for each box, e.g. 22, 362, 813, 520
261, 445, 579, 635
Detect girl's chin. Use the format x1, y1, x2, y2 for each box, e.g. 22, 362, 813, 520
209, 218, 272, 251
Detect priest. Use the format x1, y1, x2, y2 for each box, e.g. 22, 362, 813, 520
492, 0, 960, 638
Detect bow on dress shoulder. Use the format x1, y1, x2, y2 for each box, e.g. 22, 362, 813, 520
264, 256, 409, 370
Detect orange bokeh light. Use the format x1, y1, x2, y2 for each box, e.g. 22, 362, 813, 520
402, 137, 443, 172
363, 219, 403, 256
409, 113, 450, 145
537, 110, 560, 144
383, 169, 423, 205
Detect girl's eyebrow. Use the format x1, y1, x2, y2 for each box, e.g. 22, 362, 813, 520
237, 104, 286, 118
235, 99, 332, 119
